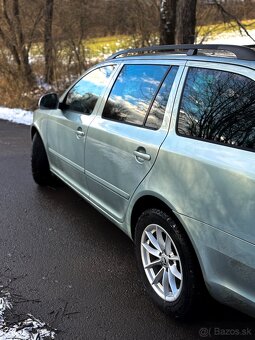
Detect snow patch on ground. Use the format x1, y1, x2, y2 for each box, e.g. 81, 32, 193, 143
0, 107, 33, 126
206, 29, 255, 45
0, 289, 56, 339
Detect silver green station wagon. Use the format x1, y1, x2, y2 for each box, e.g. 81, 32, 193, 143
31, 44, 255, 319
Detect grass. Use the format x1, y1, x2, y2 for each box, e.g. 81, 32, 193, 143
197, 19, 255, 40
86, 20, 255, 51
85, 20, 255, 56
29, 19, 255, 61
85, 35, 133, 58
29, 35, 134, 60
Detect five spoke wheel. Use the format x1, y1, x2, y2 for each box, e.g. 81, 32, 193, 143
135, 209, 199, 318
141, 224, 183, 301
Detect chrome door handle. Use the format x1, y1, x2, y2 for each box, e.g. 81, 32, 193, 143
76, 128, 85, 138
133, 149, 151, 161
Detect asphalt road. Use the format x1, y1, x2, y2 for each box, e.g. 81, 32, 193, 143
0, 119, 254, 340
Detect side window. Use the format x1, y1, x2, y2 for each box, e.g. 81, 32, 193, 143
145, 66, 178, 130
65, 65, 115, 114
177, 67, 255, 151
102, 65, 169, 126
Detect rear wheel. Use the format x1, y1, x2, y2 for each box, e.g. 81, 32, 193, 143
31, 132, 52, 186
135, 208, 200, 319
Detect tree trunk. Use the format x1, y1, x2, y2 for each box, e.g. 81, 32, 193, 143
44, 0, 54, 84
160, 0, 176, 45
12, 0, 35, 87
175, 0, 197, 44
20, 48, 35, 86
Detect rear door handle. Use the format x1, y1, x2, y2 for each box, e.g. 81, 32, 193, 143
133, 147, 151, 162
76, 127, 85, 138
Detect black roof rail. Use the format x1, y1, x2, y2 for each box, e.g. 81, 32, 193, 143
107, 44, 255, 61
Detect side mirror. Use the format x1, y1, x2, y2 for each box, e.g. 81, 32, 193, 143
39, 93, 59, 110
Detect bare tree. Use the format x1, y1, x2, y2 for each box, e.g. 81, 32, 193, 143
175, 0, 197, 44
160, 0, 197, 44
0, 0, 43, 87
131, 0, 160, 46
44, 0, 54, 84
54, 0, 90, 77
160, 0, 176, 44
212, 0, 255, 43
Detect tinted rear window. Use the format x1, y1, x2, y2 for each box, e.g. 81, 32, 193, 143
177, 67, 255, 151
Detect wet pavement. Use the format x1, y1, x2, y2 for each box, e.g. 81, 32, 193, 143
0, 119, 254, 340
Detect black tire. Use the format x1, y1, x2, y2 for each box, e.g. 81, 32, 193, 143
135, 208, 200, 319
31, 132, 52, 186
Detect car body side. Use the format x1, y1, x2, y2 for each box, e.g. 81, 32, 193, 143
32, 55, 255, 317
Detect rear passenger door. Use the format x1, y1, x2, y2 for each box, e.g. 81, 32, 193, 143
85, 62, 183, 222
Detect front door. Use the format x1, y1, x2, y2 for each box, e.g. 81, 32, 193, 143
47, 64, 116, 195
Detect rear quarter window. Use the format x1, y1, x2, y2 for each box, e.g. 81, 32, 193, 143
177, 67, 255, 151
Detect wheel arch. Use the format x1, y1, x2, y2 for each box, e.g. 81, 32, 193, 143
31, 125, 39, 140
130, 194, 207, 292
30, 125, 49, 162
31, 125, 47, 149
131, 195, 174, 240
